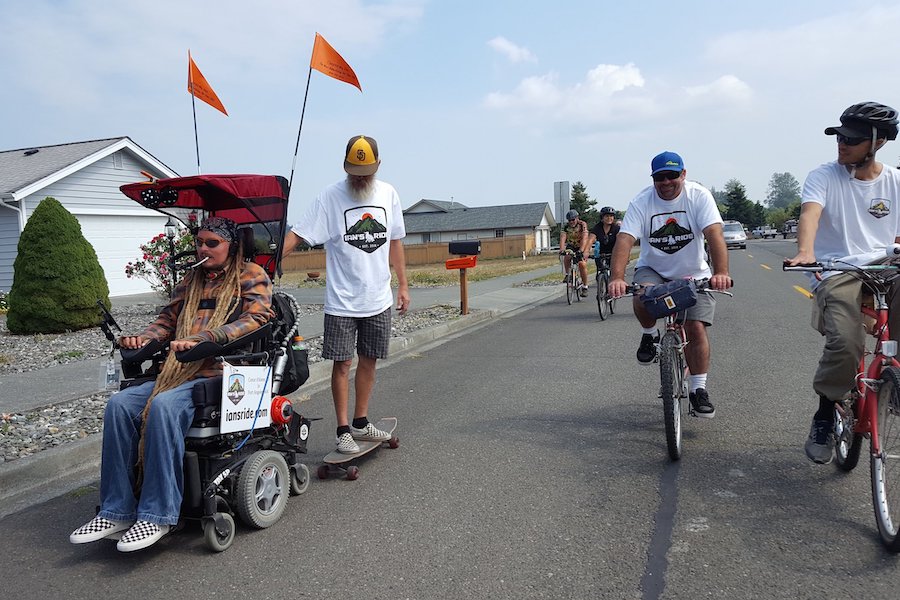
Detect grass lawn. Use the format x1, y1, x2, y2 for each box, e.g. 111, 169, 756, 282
277, 254, 568, 288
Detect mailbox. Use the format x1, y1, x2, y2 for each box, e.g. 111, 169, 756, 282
449, 240, 481, 256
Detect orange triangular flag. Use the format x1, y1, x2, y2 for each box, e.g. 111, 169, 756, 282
309, 33, 362, 92
187, 52, 228, 116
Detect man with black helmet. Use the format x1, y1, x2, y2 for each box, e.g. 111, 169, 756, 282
560, 209, 590, 297
786, 101, 900, 465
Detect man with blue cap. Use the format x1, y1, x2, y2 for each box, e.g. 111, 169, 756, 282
609, 151, 733, 418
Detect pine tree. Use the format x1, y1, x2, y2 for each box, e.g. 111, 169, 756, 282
7, 197, 110, 334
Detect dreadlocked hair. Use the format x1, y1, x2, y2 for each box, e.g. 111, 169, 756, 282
134, 243, 245, 488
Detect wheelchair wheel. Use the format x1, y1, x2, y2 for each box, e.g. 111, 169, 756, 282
203, 512, 235, 552
235, 450, 289, 529
290, 463, 310, 495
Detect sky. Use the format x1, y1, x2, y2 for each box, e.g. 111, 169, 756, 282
4, 0, 900, 224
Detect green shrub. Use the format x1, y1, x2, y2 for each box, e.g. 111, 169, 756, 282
6, 197, 110, 334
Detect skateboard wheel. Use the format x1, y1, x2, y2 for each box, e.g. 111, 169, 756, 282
316, 465, 330, 480
389, 436, 399, 449
346, 466, 360, 481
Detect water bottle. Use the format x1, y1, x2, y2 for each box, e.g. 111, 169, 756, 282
291, 336, 306, 351
104, 355, 120, 390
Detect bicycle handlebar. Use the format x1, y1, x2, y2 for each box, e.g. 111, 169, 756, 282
619, 278, 734, 299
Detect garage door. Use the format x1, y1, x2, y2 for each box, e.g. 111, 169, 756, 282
78, 214, 169, 297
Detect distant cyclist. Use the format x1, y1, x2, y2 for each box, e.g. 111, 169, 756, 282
588, 206, 620, 265
560, 209, 590, 297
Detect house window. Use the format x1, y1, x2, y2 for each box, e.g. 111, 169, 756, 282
456, 234, 468, 240
112, 151, 123, 169
422, 232, 431, 243
494, 229, 504, 238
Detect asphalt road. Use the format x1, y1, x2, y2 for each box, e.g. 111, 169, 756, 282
1, 239, 898, 599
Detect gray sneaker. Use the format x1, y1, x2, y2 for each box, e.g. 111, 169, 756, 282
350, 422, 391, 442
805, 418, 835, 464
336, 432, 360, 454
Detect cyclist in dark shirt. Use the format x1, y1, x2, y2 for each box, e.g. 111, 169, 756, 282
588, 206, 620, 260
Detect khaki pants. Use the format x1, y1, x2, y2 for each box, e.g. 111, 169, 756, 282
811, 272, 900, 401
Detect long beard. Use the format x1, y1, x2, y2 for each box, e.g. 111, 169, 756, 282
347, 174, 376, 200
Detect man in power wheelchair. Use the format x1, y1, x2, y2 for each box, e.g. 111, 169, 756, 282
70, 214, 311, 553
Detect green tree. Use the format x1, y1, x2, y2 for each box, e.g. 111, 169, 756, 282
569, 181, 599, 229
7, 197, 110, 334
721, 179, 761, 225
764, 172, 801, 208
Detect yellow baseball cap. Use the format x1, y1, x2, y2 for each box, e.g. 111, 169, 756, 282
343, 135, 380, 176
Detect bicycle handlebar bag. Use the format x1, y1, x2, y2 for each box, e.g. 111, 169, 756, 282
641, 279, 698, 319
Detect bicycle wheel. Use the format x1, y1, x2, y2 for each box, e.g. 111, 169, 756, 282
566, 269, 574, 305
872, 365, 900, 551
834, 396, 863, 472
659, 333, 683, 461
575, 271, 583, 302
596, 273, 610, 320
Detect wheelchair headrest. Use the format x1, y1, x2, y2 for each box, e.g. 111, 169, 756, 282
238, 226, 256, 260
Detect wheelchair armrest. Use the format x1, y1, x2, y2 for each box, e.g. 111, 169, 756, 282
174, 322, 272, 363
119, 339, 167, 364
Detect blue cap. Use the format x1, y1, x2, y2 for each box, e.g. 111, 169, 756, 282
651, 151, 684, 175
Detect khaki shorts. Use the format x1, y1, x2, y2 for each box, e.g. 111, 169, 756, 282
633, 266, 716, 326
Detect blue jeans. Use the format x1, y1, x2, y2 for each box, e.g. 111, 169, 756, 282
97, 378, 203, 526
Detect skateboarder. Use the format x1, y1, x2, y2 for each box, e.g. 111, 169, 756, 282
283, 135, 410, 453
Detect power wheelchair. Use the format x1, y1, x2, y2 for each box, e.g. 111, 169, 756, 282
98, 174, 313, 552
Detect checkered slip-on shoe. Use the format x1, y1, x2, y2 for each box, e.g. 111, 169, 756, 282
350, 422, 391, 442
336, 433, 361, 454
70, 516, 133, 544
116, 521, 170, 553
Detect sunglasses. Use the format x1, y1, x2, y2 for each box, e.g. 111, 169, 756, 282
195, 238, 224, 248
836, 134, 869, 146
652, 171, 682, 182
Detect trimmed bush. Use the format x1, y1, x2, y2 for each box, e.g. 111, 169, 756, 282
6, 197, 110, 334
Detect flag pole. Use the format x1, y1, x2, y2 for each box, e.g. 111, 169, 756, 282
188, 51, 202, 175
288, 65, 313, 199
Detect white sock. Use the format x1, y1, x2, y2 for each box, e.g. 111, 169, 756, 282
689, 374, 708, 392
642, 327, 658, 336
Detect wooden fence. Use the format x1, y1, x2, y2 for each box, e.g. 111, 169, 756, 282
281, 234, 535, 272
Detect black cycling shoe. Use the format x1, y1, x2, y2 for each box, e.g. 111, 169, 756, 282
689, 388, 716, 418
636, 333, 659, 365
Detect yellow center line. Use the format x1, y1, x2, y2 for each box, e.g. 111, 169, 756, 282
760, 264, 771, 270
793, 285, 813, 299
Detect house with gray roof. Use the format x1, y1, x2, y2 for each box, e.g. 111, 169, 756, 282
403, 199, 556, 250
0, 137, 177, 296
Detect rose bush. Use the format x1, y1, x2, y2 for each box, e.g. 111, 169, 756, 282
125, 228, 195, 297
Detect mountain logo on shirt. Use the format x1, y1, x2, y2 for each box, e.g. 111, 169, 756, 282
343, 206, 388, 253
648, 212, 694, 254
869, 198, 891, 219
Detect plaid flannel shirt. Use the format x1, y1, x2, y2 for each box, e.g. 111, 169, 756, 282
141, 261, 274, 378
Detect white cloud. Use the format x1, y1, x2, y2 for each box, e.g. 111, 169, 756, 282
483, 62, 748, 128
487, 36, 537, 64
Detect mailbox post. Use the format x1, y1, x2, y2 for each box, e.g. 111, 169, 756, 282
446, 240, 481, 315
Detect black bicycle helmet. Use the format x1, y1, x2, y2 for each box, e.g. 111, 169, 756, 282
565, 209, 578, 221
826, 101, 899, 140
600, 206, 616, 216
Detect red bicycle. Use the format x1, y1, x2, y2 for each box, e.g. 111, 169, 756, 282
785, 256, 900, 551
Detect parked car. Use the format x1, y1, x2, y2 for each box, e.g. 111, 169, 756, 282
723, 220, 747, 249
751, 225, 778, 239
782, 219, 798, 239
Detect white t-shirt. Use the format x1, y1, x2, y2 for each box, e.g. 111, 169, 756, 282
292, 179, 406, 317
620, 180, 723, 280
803, 161, 900, 286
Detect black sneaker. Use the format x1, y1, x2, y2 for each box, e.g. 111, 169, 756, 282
636, 333, 659, 364
689, 388, 716, 418
804, 418, 835, 464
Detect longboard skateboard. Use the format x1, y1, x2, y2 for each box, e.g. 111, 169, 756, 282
317, 417, 399, 481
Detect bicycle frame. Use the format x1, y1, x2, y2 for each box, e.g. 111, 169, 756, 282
850, 288, 900, 454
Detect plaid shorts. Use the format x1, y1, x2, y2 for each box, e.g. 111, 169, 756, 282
322, 307, 392, 361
